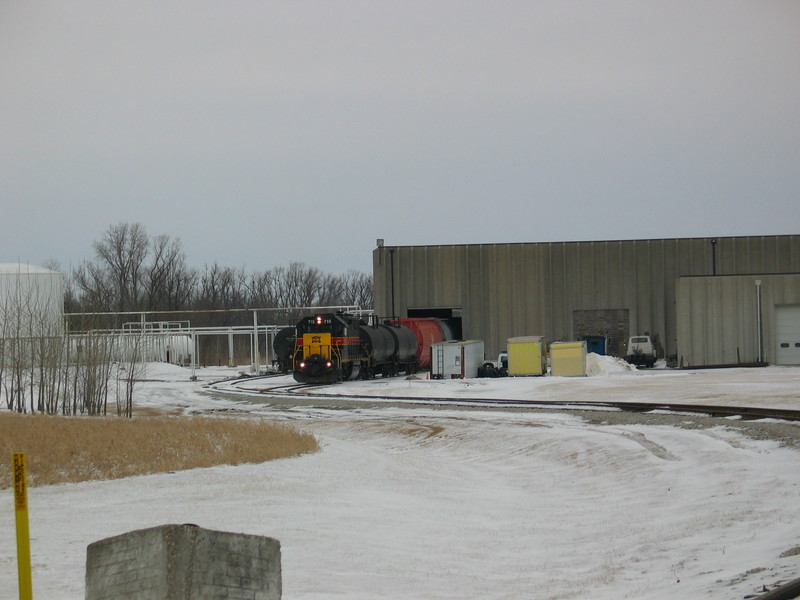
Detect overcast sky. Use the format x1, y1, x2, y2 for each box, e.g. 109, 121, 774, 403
2, 1, 798, 275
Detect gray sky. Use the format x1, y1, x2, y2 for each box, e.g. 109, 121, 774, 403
2, 1, 799, 276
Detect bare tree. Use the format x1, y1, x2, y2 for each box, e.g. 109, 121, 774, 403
243, 264, 372, 313
93, 222, 149, 312
115, 333, 146, 417
194, 263, 247, 327
145, 235, 196, 310
245, 270, 278, 308
337, 270, 373, 308
315, 273, 344, 306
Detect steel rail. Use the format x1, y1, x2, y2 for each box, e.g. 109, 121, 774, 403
217, 376, 800, 422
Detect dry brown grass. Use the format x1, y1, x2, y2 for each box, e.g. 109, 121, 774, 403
0, 412, 319, 488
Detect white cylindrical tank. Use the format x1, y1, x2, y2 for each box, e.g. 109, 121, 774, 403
0, 263, 64, 337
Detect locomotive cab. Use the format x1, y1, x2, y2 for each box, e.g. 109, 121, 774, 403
297, 332, 336, 382
293, 313, 363, 383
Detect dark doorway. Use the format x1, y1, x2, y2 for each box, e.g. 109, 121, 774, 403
572, 309, 629, 357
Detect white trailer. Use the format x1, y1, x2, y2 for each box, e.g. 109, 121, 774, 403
430, 340, 485, 379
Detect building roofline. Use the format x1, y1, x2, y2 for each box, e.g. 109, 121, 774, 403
374, 233, 800, 250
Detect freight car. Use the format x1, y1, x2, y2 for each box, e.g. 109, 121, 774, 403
289, 312, 452, 384
271, 327, 296, 373
389, 317, 453, 370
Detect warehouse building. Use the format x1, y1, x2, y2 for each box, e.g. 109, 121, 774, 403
372, 235, 800, 367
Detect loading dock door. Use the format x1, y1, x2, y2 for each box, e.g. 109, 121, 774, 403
775, 305, 800, 365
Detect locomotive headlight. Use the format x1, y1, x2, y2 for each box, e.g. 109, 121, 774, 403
315, 315, 323, 325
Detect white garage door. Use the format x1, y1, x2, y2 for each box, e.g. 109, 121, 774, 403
775, 305, 800, 365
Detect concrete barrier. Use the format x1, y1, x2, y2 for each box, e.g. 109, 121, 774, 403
85, 524, 281, 599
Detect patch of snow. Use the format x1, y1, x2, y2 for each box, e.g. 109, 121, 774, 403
2, 362, 800, 599
586, 352, 638, 376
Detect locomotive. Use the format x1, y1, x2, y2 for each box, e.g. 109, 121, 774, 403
274, 312, 452, 384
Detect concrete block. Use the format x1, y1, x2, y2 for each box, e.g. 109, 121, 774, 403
86, 524, 281, 600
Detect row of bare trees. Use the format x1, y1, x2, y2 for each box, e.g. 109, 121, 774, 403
2, 333, 144, 416
67, 223, 373, 322
0, 270, 143, 415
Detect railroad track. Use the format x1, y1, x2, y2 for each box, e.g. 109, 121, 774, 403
206, 374, 328, 396
212, 375, 800, 422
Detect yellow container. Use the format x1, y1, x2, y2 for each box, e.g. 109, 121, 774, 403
550, 341, 587, 377
507, 336, 546, 376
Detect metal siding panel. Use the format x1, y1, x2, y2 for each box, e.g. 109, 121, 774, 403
775, 236, 793, 272
605, 241, 623, 308
675, 278, 690, 365
662, 239, 679, 356
703, 279, 718, 363
743, 237, 759, 273
719, 237, 736, 274
650, 240, 667, 356
372, 248, 388, 316
491, 245, 513, 356
436, 245, 449, 306
464, 245, 485, 343
508, 245, 526, 343
408, 247, 426, 311
774, 275, 800, 304
718, 278, 737, 363
633, 240, 652, 335
679, 238, 712, 277
763, 237, 779, 271
731, 279, 749, 362
480, 245, 497, 347
562, 243, 581, 339
395, 247, 410, 316
527, 245, 547, 340
545, 243, 567, 342
432, 246, 461, 308
578, 242, 595, 308
690, 279, 708, 366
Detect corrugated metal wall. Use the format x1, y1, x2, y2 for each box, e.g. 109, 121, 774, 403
373, 235, 800, 361
676, 274, 800, 366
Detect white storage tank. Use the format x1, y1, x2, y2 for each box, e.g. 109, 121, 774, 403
0, 263, 64, 337
430, 340, 485, 379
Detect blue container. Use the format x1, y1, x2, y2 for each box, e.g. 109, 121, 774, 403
582, 335, 607, 355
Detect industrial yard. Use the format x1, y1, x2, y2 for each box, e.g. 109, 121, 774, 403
4, 1, 799, 597
2, 359, 799, 599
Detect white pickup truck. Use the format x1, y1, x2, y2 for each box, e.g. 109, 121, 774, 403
479, 351, 508, 377
625, 335, 656, 368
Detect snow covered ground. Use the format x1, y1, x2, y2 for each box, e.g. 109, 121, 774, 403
2, 358, 800, 599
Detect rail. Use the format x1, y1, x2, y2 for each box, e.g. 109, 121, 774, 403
214, 376, 800, 422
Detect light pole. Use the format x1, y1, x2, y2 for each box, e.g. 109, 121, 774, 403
710, 238, 717, 275
755, 279, 763, 363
